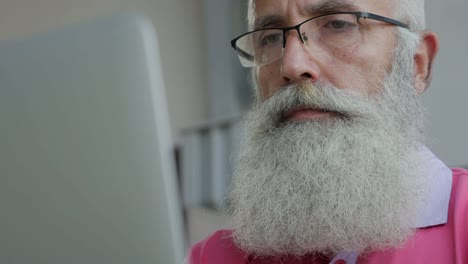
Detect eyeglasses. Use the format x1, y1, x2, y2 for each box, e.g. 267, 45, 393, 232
230, 11, 409, 68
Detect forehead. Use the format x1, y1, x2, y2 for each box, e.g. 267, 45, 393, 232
253, 0, 395, 28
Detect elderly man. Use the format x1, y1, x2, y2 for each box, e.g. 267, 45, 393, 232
188, 0, 468, 263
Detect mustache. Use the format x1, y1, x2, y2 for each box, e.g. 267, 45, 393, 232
256, 81, 378, 125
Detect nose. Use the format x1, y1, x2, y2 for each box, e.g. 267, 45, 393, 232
280, 31, 321, 84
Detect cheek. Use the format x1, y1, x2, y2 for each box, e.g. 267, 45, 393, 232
257, 65, 279, 99
320, 49, 386, 95
335, 45, 357, 63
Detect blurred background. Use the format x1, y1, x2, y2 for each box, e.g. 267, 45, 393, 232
0, 0, 466, 254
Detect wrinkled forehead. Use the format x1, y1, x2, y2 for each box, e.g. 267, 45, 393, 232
250, 0, 396, 29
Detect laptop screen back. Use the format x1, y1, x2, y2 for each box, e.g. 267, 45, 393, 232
0, 15, 185, 264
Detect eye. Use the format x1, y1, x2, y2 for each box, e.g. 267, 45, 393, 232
259, 32, 282, 47
324, 19, 356, 31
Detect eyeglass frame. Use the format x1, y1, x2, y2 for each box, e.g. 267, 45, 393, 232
230, 11, 410, 66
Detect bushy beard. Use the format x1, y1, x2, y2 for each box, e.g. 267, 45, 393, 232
228, 33, 429, 257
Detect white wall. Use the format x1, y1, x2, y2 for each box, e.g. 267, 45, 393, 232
0, 0, 209, 143
423, 0, 468, 167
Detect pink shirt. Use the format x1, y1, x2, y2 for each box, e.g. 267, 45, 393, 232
188, 165, 468, 264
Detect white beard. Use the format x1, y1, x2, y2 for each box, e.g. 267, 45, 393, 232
228, 34, 430, 257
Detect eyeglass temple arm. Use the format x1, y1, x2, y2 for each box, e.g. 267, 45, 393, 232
233, 45, 254, 61
360, 12, 410, 29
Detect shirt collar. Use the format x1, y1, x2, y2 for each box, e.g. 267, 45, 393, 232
412, 146, 452, 228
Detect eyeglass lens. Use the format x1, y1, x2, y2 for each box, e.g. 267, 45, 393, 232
235, 13, 360, 67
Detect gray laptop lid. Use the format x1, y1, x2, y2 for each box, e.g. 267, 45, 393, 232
0, 15, 185, 264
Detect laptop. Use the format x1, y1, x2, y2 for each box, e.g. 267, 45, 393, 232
0, 15, 185, 263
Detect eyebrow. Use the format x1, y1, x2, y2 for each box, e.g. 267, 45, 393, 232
307, 0, 360, 14
253, 0, 361, 30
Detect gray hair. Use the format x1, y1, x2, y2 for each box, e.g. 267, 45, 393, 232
247, 0, 426, 31
247, 0, 256, 30
395, 0, 426, 31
